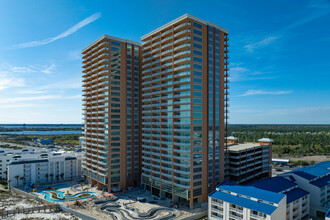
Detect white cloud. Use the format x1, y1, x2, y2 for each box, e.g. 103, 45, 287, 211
11, 12, 101, 49
308, 0, 330, 8
244, 36, 279, 53
4, 63, 56, 74
283, 9, 330, 31
0, 95, 61, 104
39, 63, 56, 74
9, 66, 35, 73
282, 0, 330, 31
40, 78, 81, 90
68, 50, 82, 61
64, 95, 81, 99
16, 89, 45, 94
229, 64, 274, 82
259, 106, 330, 117
229, 106, 330, 124
0, 71, 25, 90
238, 90, 293, 97
0, 103, 38, 108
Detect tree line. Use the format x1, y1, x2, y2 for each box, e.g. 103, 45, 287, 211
227, 124, 330, 156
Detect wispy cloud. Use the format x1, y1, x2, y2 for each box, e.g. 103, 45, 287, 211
0, 94, 81, 105
0, 95, 61, 104
68, 50, 82, 61
16, 89, 45, 95
283, 9, 330, 31
243, 1, 330, 54
238, 90, 293, 97
282, 0, 330, 31
308, 0, 330, 8
230, 64, 274, 82
65, 95, 81, 99
9, 66, 35, 73
39, 63, 56, 74
11, 12, 101, 49
0, 103, 39, 108
40, 78, 81, 90
0, 71, 25, 90
5, 63, 56, 74
244, 36, 279, 53
258, 106, 330, 117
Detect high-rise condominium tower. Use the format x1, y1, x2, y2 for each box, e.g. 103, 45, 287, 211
81, 14, 229, 207
140, 14, 229, 207
81, 35, 141, 192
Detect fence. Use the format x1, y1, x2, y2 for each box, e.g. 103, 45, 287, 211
11, 187, 99, 220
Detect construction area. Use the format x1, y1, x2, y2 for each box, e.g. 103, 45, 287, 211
67, 187, 208, 220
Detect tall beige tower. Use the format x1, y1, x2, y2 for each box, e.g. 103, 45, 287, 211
140, 14, 229, 208
81, 35, 142, 192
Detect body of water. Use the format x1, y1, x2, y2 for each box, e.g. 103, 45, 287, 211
0, 124, 82, 129
0, 130, 82, 135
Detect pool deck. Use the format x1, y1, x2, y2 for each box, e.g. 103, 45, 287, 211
25, 181, 103, 204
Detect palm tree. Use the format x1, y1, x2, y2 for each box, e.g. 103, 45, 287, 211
56, 174, 59, 181
50, 174, 54, 181
45, 174, 49, 182
80, 183, 84, 191
7, 180, 11, 190
20, 177, 25, 186
60, 173, 64, 182
14, 175, 19, 187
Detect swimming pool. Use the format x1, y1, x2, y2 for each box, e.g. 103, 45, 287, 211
38, 184, 97, 202
40, 191, 97, 202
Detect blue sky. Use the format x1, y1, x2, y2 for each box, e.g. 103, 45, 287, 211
0, 0, 329, 124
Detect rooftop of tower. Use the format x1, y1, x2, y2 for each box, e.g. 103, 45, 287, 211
141, 13, 229, 41
82, 34, 141, 53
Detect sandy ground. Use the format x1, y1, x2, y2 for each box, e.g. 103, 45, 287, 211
274, 155, 330, 163
67, 187, 207, 220
0, 191, 80, 220
4, 212, 79, 220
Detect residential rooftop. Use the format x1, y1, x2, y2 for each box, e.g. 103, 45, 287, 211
291, 161, 330, 179
141, 13, 229, 40
227, 143, 261, 151
215, 181, 285, 204
249, 176, 309, 204
284, 161, 330, 189
82, 34, 141, 53
210, 181, 285, 215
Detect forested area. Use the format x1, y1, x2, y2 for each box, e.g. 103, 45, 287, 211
0, 134, 80, 147
228, 124, 330, 156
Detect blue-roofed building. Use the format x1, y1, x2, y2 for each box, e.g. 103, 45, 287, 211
208, 181, 286, 220
249, 176, 309, 219
281, 161, 330, 218
326, 208, 330, 220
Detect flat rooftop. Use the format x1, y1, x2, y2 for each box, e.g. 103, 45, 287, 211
141, 13, 229, 40
227, 143, 261, 151
82, 34, 141, 53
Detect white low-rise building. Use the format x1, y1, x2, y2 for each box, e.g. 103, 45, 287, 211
281, 161, 330, 218
7, 151, 83, 187
326, 209, 330, 220
0, 147, 49, 179
209, 181, 287, 220
249, 176, 310, 220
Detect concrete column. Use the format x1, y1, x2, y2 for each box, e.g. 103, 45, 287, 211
160, 190, 166, 199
